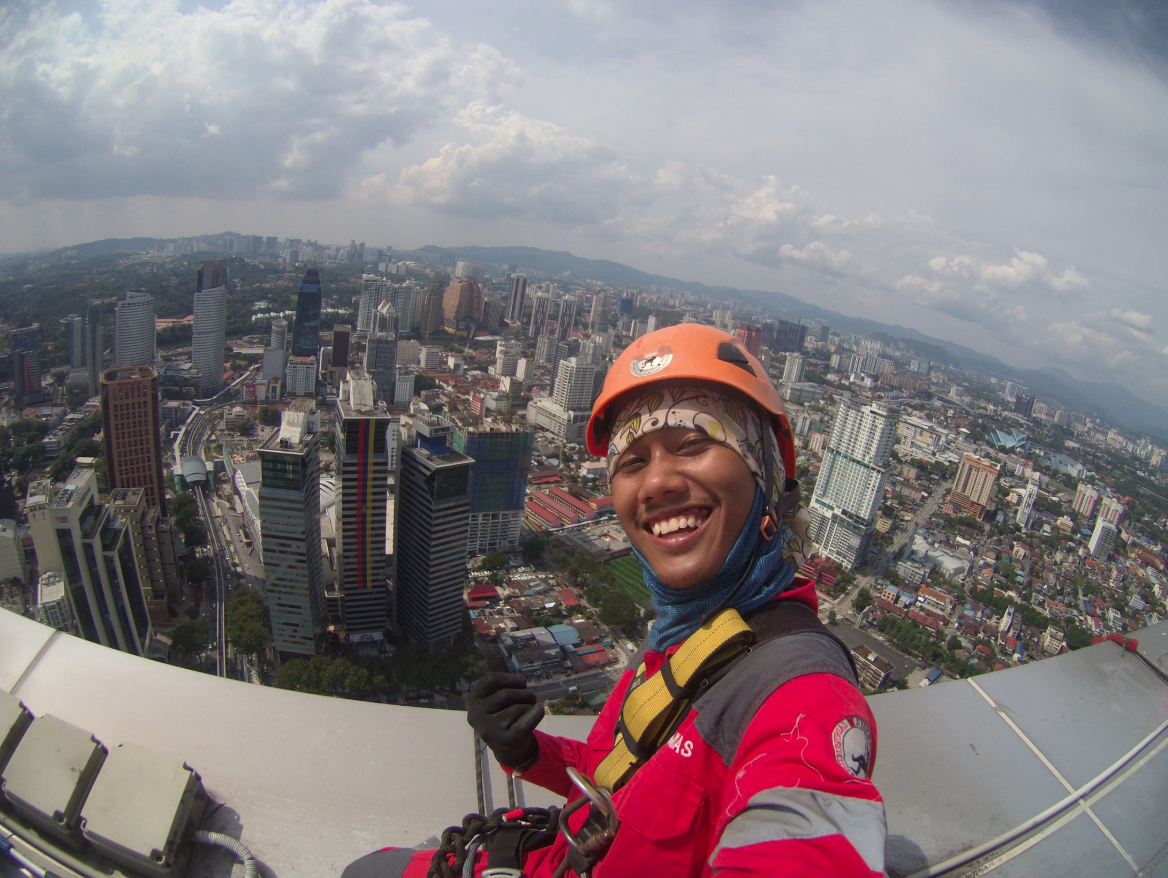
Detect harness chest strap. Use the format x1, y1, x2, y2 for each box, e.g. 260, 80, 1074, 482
593, 608, 754, 793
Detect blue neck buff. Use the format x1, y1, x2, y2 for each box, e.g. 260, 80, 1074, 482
637, 487, 796, 652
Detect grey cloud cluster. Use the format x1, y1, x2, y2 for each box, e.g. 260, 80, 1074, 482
0, 0, 503, 202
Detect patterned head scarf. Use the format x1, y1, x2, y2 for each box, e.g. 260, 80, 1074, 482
606, 382, 815, 577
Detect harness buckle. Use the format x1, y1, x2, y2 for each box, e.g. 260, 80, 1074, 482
557, 767, 620, 875
759, 513, 778, 541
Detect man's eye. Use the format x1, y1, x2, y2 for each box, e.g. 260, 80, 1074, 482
679, 436, 711, 452
615, 456, 645, 473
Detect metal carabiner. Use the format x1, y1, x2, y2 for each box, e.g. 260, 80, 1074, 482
556, 767, 621, 874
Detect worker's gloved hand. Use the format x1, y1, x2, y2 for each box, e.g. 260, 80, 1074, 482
466, 672, 545, 770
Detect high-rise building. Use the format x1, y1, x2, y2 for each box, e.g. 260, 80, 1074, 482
646, 314, 659, 335
395, 368, 415, 406
108, 487, 178, 606
782, 353, 806, 384
495, 340, 520, 378
100, 366, 167, 515
334, 372, 391, 642
1089, 517, 1118, 561
291, 267, 323, 358
38, 465, 152, 655
1017, 476, 1040, 529
452, 421, 534, 554
529, 294, 552, 340
374, 301, 399, 337
589, 293, 605, 333
365, 332, 398, 404
260, 401, 325, 658
808, 397, 898, 570
285, 356, 317, 396
60, 314, 86, 369
734, 325, 763, 358
1073, 483, 1101, 519
767, 319, 807, 353
357, 275, 389, 335
386, 284, 416, 335
948, 453, 1000, 520
396, 418, 472, 649
506, 275, 528, 324
26, 480, 62, 574
553, 357, 597, 411
36, 571, 73, 632
192, 260, 227, 396
114, 290, 156, 367
1013, 392, 1036, 420
453, 261, 485, 283
557, 297, 578, 341
270, 318, 289, 351
418, 280, 445, 340
442, 277, 484, 323
328, 324, 352, 388
262, 346, 285, 385
12, 348, 43, 407
1098, 495, 1127, 526
85, 300, 104, 397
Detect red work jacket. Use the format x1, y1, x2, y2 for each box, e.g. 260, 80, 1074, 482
402, 580, 886, 877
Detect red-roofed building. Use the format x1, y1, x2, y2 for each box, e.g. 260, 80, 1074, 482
800, 557, 838, 591
558, 588, 579, 607
580, 649, 611, 668
467, 583, 501, 602
524, 500, 564, 531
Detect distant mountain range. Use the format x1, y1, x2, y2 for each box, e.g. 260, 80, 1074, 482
7, 236, 1165, 443
415, 245, 1168, 444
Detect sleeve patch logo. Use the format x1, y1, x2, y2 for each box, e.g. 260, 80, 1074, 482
832, 716, 872, 779
630, 347, 673, 377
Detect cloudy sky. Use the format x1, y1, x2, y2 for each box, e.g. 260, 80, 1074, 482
3, 0, 1167, 406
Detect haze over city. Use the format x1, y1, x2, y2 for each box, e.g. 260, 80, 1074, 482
2, 0, 1167, 406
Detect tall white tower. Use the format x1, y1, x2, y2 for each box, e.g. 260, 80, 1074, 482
553, 357, 597, 411
114, 290, 156, 368
808, 396, 899, 570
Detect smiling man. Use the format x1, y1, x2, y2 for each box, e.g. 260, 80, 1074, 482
344, 325, 885, 877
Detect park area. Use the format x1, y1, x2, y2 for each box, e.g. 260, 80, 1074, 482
604, 555, 650, 603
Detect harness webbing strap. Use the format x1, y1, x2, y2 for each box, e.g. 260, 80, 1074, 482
594, 608, 753, 792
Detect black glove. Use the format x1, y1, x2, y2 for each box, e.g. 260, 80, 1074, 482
466, 672, 545, 770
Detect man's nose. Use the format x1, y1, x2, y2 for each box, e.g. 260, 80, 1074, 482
638, 449, 688, 502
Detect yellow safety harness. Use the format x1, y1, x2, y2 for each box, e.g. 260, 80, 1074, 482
593, 608, 754, 792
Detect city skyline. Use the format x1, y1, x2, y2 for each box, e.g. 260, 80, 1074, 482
1, 2, 1166, 407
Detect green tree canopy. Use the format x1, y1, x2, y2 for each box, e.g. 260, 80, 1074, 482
226, 589, 271, 661
170, 619, 210, 656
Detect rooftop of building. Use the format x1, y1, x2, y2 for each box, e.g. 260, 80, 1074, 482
52, 466, 96, 509
1, 609, 1165, 877
101, 364, 158, 383
406, 444, 472, 468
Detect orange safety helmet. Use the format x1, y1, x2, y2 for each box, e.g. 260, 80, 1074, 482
586, 324, 797, 483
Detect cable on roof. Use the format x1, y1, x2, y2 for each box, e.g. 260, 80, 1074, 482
193, 830, 258, 878
906, 715, 1168, 878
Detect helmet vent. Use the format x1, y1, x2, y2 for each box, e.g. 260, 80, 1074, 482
716, 342, 756, 376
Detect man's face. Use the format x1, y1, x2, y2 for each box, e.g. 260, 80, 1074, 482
610, 426, 756, 589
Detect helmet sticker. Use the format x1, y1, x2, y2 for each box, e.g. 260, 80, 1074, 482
630, 346, 673, 377
832, 716, 872, 779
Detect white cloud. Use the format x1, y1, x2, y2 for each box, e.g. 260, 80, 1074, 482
384, 101, 639, 224
779, 241, 851, 275
1110, 308, 1153, 332
979, 249, 1088, 295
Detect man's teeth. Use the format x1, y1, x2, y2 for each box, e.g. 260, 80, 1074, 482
651, 515, 704, 536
